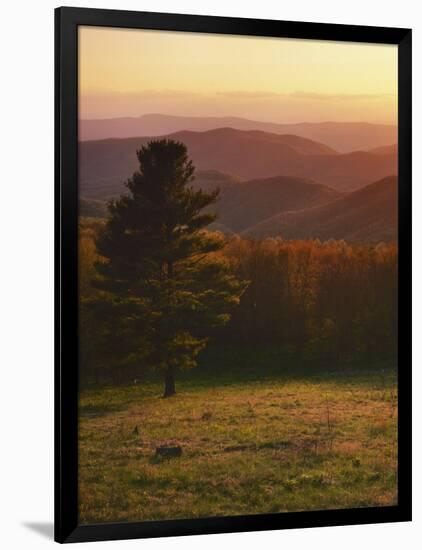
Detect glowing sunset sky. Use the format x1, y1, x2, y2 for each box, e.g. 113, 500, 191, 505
79, 26, 397, 124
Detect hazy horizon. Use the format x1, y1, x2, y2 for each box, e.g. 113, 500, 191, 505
79, 112, 398, 126
79, 27, 398, 124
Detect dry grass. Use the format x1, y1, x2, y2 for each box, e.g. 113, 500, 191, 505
78, 368, 397, 524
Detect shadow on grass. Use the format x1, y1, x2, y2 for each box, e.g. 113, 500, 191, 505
172, 345, 398, 390
177, 365, 397, 392
79, 344, 397, 399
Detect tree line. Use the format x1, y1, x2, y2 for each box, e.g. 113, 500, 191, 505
79, 140, 397, 392
220, 237, 397, 363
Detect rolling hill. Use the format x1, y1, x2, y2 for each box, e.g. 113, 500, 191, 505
79, 172, 342, 236
242, 176, 397, 242
214, 176, 341, 233
79, 170, 397, 243
368, 144, 398, 155
80, 114, 397, 153
80, 168, 240, 201
80, 127, 396, 195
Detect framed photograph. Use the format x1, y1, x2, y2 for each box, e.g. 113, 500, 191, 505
55, 7, 412, 543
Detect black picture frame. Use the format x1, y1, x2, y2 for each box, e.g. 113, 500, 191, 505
55, 6, 412, 544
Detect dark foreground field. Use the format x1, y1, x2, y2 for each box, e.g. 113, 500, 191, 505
79, 364, 397, 524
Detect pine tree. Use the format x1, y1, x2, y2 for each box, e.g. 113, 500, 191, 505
93, 139, 247, 396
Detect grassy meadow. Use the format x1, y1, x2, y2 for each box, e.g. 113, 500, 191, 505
79, 359, 397, 524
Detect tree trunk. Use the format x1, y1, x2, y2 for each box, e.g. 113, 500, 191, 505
163, 365, 176, 397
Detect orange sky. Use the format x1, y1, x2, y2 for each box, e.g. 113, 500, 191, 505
79, 26, 398, 124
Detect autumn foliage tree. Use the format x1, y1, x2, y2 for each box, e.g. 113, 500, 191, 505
222, 237, 397, 365
91, 140, 247, 396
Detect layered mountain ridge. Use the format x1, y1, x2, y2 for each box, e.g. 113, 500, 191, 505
80, 113, 397, 153
79, 125, 397, 243
80, 127, 396, 195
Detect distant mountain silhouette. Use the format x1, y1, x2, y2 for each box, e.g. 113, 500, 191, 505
191, 169, 241, 193
80, 166, 240, 201
80, 169, 397, 242
367, 144, 398, 155
80, 172, 341, 234
80, 128, 396, 195
214, 176, 341, 233
80, 114, 397, 153
243, 176, 397, 242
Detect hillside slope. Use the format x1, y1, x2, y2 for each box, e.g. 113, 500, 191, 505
215, 176, 341, 233
80, 128, 396, 195
80, 114, 397, 153
243, 176, 397, 242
